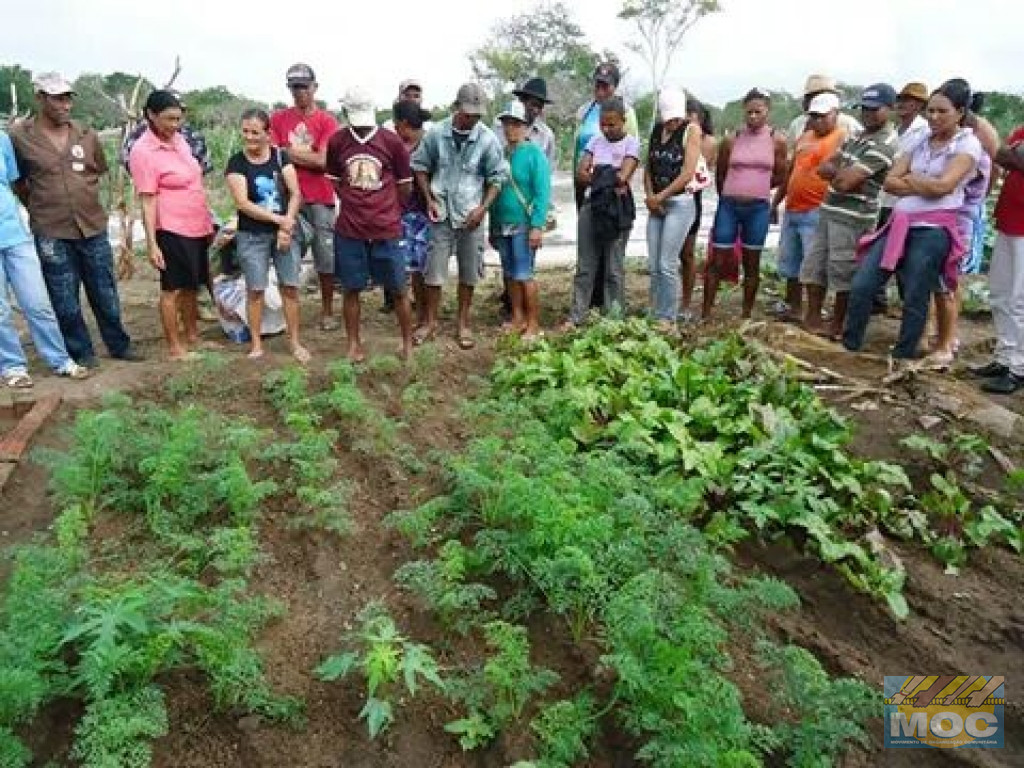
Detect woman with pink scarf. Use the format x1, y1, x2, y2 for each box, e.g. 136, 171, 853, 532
842, 80, 982, 367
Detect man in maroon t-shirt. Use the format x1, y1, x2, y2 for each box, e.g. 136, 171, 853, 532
326, 89, 414, 362
970, 125, 1024, 394
270, 63, 340, 331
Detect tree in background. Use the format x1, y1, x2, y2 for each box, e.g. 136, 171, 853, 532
0, 65, 34, 120
618, 0, 721, 132
468, 1, 609, 167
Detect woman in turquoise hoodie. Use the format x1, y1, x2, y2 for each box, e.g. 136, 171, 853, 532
491, 101, 551, 340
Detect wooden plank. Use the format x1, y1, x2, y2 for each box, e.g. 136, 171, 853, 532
0, 394, 61, 463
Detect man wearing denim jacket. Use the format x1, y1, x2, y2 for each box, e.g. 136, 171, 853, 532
10, 72, 140, 368
411, 83, 507, 349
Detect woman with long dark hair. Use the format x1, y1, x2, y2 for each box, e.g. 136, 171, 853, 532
678, 98, 716, 322
843, 80, 983, 368
129, 90, 214, 361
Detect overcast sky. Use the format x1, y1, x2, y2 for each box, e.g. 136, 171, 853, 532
3, 0, 1020, 111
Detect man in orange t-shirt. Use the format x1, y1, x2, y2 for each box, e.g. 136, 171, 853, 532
771, 93, 844, 320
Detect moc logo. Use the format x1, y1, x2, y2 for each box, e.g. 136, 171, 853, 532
884, 675, 1004, 749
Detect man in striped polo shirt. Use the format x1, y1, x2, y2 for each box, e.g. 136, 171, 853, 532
800, 84, 899, 339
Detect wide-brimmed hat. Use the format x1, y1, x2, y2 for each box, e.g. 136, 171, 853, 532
803, 74, 837, 96
512, 77, 551, 104
898, 82, 929, 103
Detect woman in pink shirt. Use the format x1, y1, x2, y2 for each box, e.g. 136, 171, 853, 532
129, 90, 213, 361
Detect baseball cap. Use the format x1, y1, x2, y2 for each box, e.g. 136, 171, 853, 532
286, 63, 316, 87
343, 88, 376, 128
657, 88, 688, 122
807, 92, 840, 115
803, 74, 837, 96
593, 63, 620, 87
33, 72, 75, 96
398, 79, 422, 96
860, 83, 897, 109
454, 82, 487, 116
898, 82, 930, 103
496, 101, 528, 124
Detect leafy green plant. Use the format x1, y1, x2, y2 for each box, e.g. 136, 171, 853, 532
395, 542, 497, 635
316, 602, 443, 738
489, 319, 915, 615
757, 642, 878, 767
530, 692, 598, 767
444, 621, 558, 751
71, 686, 168, 768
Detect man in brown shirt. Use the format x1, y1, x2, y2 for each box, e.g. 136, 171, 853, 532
11, 72, 139, 367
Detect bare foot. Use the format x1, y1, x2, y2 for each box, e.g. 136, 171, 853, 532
247, 348, 265, 360
290, 344, 311, 364
558, 319, 576, 333
169, 349, 198, 362
346, 344, 366, 363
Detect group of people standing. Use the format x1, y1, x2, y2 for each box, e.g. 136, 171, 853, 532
2, 64, 1022, 398
695, 73, 1021, 395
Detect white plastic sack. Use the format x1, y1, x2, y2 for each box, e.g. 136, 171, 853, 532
212, 274, 286, 343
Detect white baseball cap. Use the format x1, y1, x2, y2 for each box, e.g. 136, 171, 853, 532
807, 92, 840, 115
343, 88, 377, 128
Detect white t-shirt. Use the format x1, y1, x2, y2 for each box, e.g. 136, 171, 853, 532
881, 115, 930, 209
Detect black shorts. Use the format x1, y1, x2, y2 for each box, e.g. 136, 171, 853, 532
688, 190, 703, 239
156, 230, 210, 291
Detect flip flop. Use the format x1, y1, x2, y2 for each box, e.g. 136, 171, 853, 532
413, 326, 437, 346
456, 334, 476, 350
247, 349, 266, 360
291, 346, 312, 364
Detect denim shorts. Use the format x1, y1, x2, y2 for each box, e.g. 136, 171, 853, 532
495, 226, 536, 281
777, 208, 820, 280
711, 196, 771, 251
236, 230, 301, 291
334, 236, 407, 293
299, 203, 336, 274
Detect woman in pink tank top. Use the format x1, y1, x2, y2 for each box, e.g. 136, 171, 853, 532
703, 89, 788, 319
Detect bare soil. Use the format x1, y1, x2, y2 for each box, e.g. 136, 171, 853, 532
2, 267, 1021, 767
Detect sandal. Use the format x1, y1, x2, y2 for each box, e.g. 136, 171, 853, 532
57, 362, 90, 380
3, 370, 33, 389
413, 326, 437, 346
291, 345, 312, 364
456, 333, 476, 350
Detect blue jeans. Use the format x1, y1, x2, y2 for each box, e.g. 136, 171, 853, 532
647, 195, 696, 321
0, 241, 74, 374
778, 209, 820, 280
35, 233, 132, 362
844, 227, 950, 359
495, 226, 536, 281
